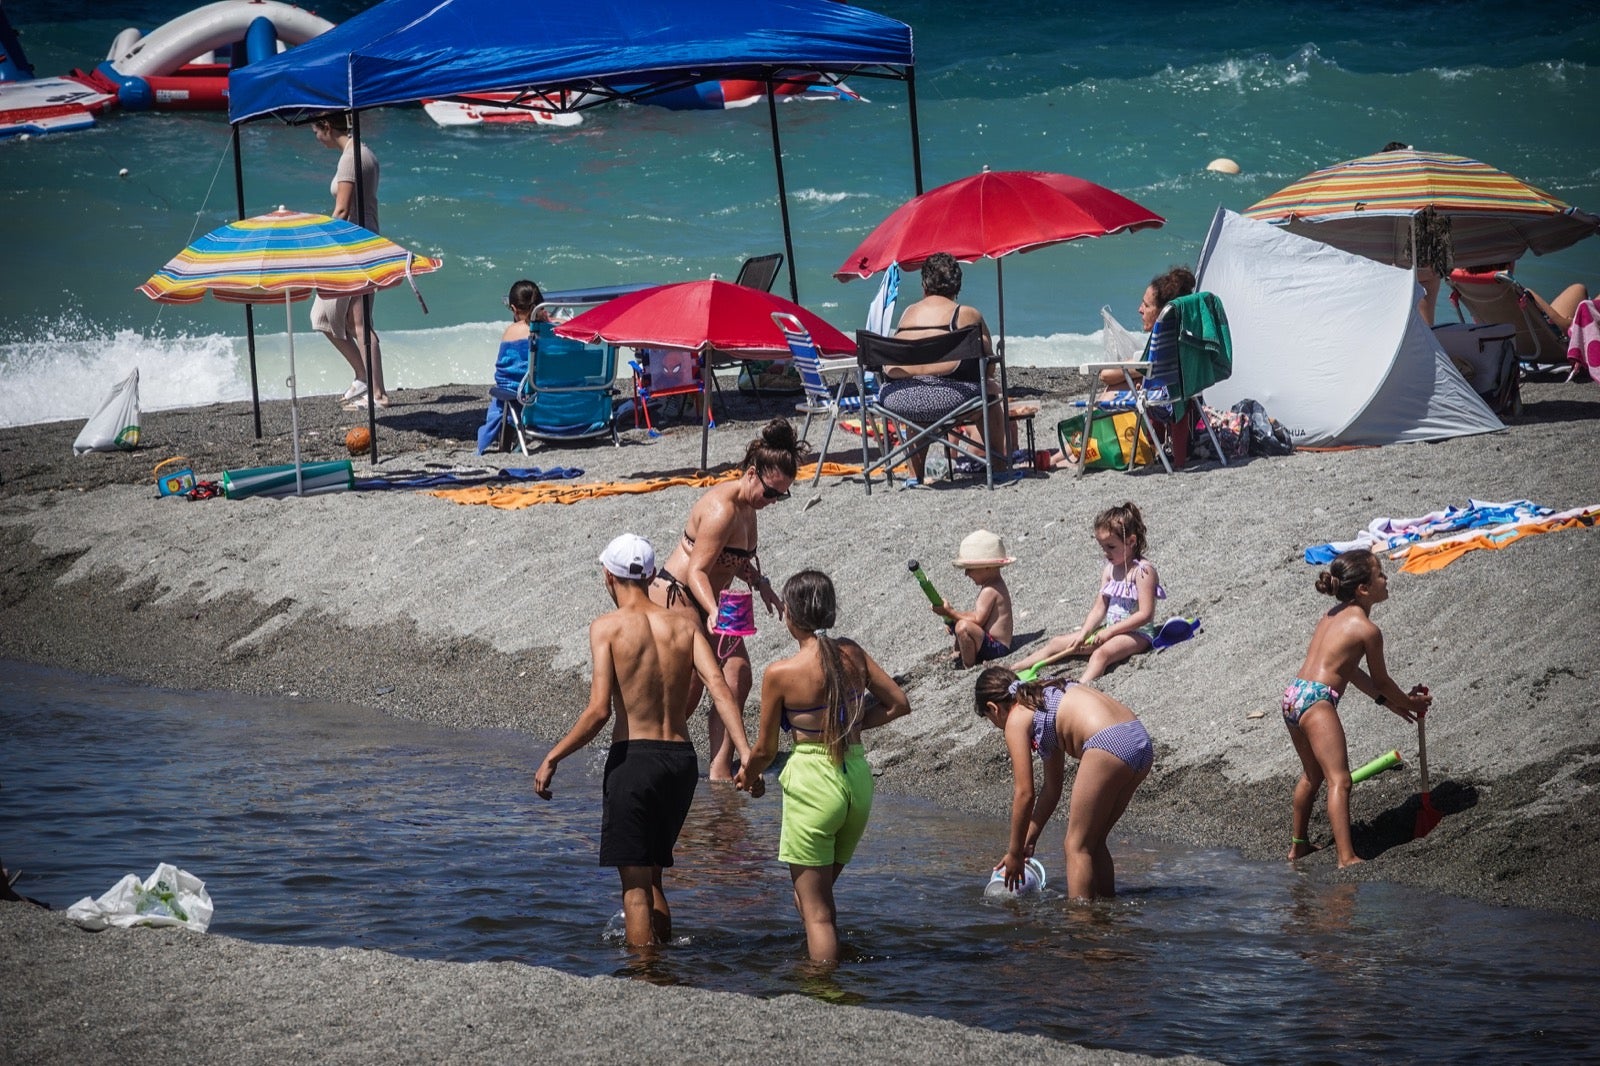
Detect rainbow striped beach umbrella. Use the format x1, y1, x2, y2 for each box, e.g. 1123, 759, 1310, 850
1245, 149, 1599, 269
140, 207, 440, 304
140, 208, 441, 491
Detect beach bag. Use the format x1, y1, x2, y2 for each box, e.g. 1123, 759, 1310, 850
1057, 411, 1155, 470
73, 368, 142, 455
1232, 398, 1294, 456
1190, 404, 1248, 463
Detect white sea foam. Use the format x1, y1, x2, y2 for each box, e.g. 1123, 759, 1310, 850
1004, 331, 1112, 369
791, 188, 860, 205
1, 319, 1109, 429
0, 320, 504, 429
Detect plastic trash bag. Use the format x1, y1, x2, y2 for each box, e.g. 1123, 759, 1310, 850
66, 862, 213, 932
1099, 306, 1146, 363
73, 367, 142, 455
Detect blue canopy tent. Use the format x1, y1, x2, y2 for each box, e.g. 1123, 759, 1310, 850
225, 0, 919, 454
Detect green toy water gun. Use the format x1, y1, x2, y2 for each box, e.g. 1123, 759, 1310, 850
1013, 633, 1103, 683
1351, 749, 1404, 784
907, 560, 955, 631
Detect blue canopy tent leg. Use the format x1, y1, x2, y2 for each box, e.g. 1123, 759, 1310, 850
765, 79, 800, 305
351, 112, 379, 464
906, 67, 923, 196
231, 123, 263, 440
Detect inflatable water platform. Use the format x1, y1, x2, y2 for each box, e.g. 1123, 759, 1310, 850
0, 0, 332, 138
422, 72, 862, 128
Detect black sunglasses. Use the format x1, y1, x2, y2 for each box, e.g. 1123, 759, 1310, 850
755, 469, 791, 501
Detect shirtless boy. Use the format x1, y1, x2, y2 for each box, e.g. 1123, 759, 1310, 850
933, 529, 1016, 669
534, 533, 760, 947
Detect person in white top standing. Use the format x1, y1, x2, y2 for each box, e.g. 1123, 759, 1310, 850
311, 112, 387, 409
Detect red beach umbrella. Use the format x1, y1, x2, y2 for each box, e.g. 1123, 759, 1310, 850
554, 278, 855, 354
835, 169, 1165, 280
834, 170, 1163, 397
554, 279, 854, 468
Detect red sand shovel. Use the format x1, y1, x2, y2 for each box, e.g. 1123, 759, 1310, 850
1414, 705, 1443, 838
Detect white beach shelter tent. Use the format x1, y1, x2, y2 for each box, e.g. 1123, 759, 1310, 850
1194, 208, 1503, 446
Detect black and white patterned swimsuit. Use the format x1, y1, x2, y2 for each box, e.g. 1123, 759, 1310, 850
878, 307, 983, 424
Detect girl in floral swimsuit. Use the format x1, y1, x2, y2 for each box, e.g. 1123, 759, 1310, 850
974, 667, 1153, 900
1011, 501, 1164, 683
1283, 549, 1430, 868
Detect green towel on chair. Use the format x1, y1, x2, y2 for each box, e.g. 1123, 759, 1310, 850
1171, 292, 1232, 395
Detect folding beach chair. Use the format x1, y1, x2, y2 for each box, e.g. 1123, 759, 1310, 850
723, 253, 793, 400
772, 311, 873, 486
628, 346, 711, 437
855, 325, 999, 494
491, 320, 620, 453
734, 253, 783, 293
1447, 268, 1569, 367
1069, 293, 1232, 476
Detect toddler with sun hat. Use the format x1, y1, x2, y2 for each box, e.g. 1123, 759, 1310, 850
930, 529, 1016, 669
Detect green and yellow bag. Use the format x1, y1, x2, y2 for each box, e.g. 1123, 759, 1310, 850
1056, 411, 1155, 470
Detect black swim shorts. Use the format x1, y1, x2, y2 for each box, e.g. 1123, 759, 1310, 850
598, 739, 698, 868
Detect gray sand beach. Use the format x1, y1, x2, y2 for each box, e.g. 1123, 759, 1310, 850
2, 369, 1597, 1061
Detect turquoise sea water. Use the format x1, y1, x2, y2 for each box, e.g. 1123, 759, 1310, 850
1, 1, 1597, 426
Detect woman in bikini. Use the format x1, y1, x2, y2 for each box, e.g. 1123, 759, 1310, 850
649, 418, 803, 780
736, 570, 911, 963
879, 252, 1010, 484
1282, 549, 1430, 868
974, 666, 1152, 900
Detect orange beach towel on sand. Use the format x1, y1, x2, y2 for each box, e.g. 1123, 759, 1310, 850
1396, 505, 1598, 573
429, 461, 865, 509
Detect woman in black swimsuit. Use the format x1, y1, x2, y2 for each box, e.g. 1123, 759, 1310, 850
649, 418, 804, 780
880, 252, 1009, 483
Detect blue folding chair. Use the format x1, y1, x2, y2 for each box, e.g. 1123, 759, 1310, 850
772, 311, 873, 486
492, 320, 619, 453
1071, 293, 1232, 475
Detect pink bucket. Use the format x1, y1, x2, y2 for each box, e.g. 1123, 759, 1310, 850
711, 588, 757, 659
711, 589, 758, 637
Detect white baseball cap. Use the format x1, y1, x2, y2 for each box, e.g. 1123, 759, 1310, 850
599, 533, 656, 580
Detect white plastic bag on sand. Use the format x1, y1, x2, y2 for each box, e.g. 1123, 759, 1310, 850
66, 862, 213, 932
72, 367, 142, 455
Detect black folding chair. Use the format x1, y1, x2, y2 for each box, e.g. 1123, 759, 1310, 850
855, 325, 1000, 494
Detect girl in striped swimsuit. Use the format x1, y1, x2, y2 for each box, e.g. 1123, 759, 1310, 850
975, 667, 1153, 901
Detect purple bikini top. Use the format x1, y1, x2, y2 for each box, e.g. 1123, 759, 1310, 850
1029, 683, 1071, 756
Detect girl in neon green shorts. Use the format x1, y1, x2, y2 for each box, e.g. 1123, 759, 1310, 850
737, 570, 911, 964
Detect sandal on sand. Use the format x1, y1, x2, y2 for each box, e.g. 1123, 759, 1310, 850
343, 396, 390, 411
339, 380, 368, 402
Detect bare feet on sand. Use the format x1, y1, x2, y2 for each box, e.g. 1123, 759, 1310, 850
1288, 839, 1323, 862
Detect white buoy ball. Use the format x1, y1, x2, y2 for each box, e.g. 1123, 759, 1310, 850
1206, 157, 1241, 175
118, 168, 129, 178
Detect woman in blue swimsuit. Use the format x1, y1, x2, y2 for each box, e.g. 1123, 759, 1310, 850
1283, 549, 1430, 867
974, 666, 1153, 900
